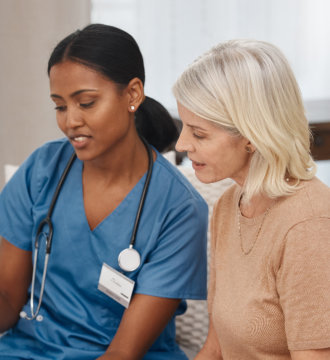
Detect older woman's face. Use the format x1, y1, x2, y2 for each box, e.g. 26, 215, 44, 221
176, 102, 251, 186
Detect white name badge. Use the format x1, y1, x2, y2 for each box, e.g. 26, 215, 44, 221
98, 263, 135, 308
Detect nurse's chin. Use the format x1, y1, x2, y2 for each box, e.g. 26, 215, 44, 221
71, 149, 96, 162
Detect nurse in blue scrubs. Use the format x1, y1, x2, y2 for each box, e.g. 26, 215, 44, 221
0, 24, 208, 360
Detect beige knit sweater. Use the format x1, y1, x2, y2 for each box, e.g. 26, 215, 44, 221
208, 177, 330, 359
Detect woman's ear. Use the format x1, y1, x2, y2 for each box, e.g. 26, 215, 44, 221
126, 77, 145, 113
244, 140, 256, 154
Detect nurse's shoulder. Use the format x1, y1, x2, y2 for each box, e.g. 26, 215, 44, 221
155, 152, 208, 212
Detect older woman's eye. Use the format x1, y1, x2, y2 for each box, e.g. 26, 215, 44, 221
193, 133, 205, 139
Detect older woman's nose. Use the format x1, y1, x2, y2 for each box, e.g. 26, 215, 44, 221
175, 129, 194, 153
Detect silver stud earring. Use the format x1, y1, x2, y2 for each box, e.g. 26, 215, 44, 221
245, 146, 252, 153
130, 105, 135, 111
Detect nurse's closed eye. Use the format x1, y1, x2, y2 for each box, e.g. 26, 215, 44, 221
80, 101, 95, 108
55, 105, 66, 112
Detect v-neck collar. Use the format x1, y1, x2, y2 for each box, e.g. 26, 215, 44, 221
76, 159, 152, 233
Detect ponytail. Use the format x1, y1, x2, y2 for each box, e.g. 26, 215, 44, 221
135, 96, 179, 153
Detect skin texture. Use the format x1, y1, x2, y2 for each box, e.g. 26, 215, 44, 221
194, 318, 223, 360
176, 102, 330, 359
50, 61, 138, 166
0, 61, 181, 359
176, 102, 251, 187
0, 238, 32, 333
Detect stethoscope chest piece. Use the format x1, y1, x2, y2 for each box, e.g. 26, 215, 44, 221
118, 247, 141, 272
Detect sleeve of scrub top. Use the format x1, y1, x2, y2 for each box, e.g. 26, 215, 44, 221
134, 197, 208, 300
0, 149, 41, 251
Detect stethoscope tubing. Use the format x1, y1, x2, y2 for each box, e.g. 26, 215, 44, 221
129, 137, 153, 247
36, 153, 77, 254
22, 250, 50, 321
21, 152, 76, 321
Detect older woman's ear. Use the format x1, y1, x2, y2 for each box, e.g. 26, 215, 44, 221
244, 142, 256, 154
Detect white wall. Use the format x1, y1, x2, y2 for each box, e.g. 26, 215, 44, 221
1, 1, 329, 187
0, 0, 91, 188
91, 0, 330, 114
92, 0, 330, 185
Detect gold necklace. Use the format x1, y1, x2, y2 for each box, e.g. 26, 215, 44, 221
237, 197, 274, 255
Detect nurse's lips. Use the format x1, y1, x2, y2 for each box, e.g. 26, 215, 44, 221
69, 135, 92, 148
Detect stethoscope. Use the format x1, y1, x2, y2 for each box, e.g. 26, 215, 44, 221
20, 138, 153, 322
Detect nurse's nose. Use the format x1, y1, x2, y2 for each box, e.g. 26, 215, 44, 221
65, 105, 83, 128
175, 128, 194, 153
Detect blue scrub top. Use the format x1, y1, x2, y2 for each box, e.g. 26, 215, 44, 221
0, 139, 208, 360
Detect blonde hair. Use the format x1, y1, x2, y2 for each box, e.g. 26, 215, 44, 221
173, 39, 316, 201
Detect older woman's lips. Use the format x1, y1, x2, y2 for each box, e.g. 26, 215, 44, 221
192, 161, 206, 171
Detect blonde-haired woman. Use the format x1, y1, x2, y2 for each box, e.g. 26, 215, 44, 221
173, 39, 330, 360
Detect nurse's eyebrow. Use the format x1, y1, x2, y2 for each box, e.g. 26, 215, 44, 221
50, 89, 98, 99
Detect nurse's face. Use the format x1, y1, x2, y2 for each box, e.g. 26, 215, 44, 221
176, 102, 252, 186
49, 60, 136, 162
